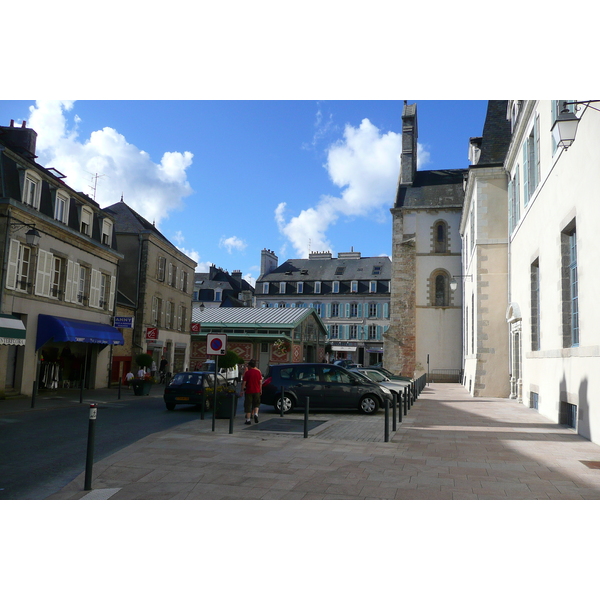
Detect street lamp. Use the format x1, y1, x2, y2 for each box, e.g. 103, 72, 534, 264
25, 227, 41, 246
450, 275, 472, 292
551, 100, 600, 150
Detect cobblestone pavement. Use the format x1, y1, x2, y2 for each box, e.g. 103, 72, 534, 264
42, 383, 600, 500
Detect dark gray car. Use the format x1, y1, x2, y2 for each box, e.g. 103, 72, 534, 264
261, 363, 393, 414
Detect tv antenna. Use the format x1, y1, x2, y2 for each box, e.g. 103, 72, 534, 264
86, 172, 107, 201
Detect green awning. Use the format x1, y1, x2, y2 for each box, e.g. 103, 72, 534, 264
0, 314, 26, 346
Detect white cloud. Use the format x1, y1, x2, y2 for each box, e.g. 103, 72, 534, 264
417, 142, 431, 168
26, 100, 193, 227
276, 118, 401, 257
219, 235, 247, 254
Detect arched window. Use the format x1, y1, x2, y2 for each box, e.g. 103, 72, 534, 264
430, 270, 451, 307
433, 220, 448, 253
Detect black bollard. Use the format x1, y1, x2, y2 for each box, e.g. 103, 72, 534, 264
392, 392, 397, 432
384, 396, 389, 442
118, 376, 122, 400
403, 387, 408, 416
84, 403, 98, 491
229, 392, 235, 434
304, 395, 310, 438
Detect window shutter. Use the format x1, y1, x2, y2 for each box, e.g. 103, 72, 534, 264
534, 114, 540, 188
383, 302, 389, 319
35, 249, 53, 297
522, 142, 529, 203
108, 275, 116, 311
357, 303, 362, 318
364, 303, 369, 317
89, 269, 100, 308
376, 303, 382, 318
65, 260, 75, 303
508, 177, 514, 233
376, 326, 382, 340
6, 239, 20, 290
326, 303, 331, 318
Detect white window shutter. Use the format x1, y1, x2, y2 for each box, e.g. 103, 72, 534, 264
65, 260, 75, 303
6, 239, 20, 290
108, 275, 116, 311
35, 249, 53, 297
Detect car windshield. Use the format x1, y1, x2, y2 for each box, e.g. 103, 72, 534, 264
376, 367, 395, 378
171, 372, 203, 386
351, 370, 374, 384
364, 370, 387, 382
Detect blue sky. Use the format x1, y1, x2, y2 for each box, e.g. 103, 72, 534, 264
0, 99, 488, 285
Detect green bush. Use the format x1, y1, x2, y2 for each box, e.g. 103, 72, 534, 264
135, 353, 153, 369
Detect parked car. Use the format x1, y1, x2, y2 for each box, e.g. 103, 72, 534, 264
368, 366, 412, 382
201, 360, 240, 383
261, 363, 394, 415
163, 371, 232, 411
350, 367, 410, 396
333, 359, 361, 369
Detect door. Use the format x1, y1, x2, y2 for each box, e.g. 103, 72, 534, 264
289, 364, 324, 408
318, 365, 360, 409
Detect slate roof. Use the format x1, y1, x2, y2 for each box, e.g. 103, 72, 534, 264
258, 255, 391, 283
477, 101, 512, 165
190, 306, 326, 333
395, 169, 467, 209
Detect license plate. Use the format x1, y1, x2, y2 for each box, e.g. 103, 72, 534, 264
176, 397, 190, 401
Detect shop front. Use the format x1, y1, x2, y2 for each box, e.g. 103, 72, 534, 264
35, 314, 124, 390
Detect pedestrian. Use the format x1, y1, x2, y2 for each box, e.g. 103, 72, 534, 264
151, 360, 157, 377
137, 367, 146, 378
125, 371, 134, 387
159, 357, 168, 383
242, 359, 262, 425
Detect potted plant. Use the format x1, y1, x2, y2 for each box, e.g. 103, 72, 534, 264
132, 353, 154, 396
211, 350, 240, 417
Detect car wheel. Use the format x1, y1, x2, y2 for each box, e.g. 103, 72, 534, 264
165, 402, 176, 411
275, 395, 295, 414
358, 395, 379, 414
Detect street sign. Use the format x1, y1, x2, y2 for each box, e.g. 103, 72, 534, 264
206, 334, 227, 355
114, 316, 134, 329
190, 322, 201, 333
145, 327, 158, 340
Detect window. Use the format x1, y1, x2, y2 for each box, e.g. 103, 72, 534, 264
369, 281, 377, 293
215, 289, 222, 302
349, 324, 358, 339
331, 302, 340, 317
368, 302, 377, 318
335, 266, 345, 275
332, 281, 340, 293
166, 301, 173, 329
80, 206, 93, 236
368, 324, 377, 339
279, 282, 286, 294
531, 259, 540, 351
55, 192, 69, 224
23, 173, 41, 209
182, 270, 189, 293
509, 165, 521, 233
101, 219, 113, 245
314, 281, 321, 294
522, 115, 540, 205
314, 302, 322, 316
179, 305, 187, 331
433, 220, 448, 253
372, 265, 382, 276
157, 256, 166, 281
431, 271, 450, 307
350, 302, 358, 318
262, 282, 269, 294
329, 324, 339, 339
561, 224, 579, 347
152, 296, 162, 327
351, 280, 358, 293
51, 256, 63, 299
169, 264, 178, 287
99, 273, 108, 307
297, 281, 304, 294
77, 265, 88, 304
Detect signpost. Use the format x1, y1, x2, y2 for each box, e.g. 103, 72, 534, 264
206, 335, 227, 431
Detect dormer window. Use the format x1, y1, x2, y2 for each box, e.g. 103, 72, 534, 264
80, 206, 93, 236
297, 282, 304, 294
332, 281, 340, 293
279, 282, 286, 294
101, 219, 113, 245
351, 280, 358, 293
55, 191, 69, 223
369, 281, 377, 293
23, 172, 41, 209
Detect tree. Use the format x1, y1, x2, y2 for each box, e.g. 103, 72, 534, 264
219, 350, 241, 370
135, 353, 153, 369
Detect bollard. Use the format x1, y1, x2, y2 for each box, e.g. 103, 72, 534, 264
118, 376, 122, 400
229, 392, 235, 434
304, 395, 310, 438
84, 403, 98, 491
200, 391, 205, 420
392, 392, 397, 431
280, 386, 285, 417
398, 389, 403, 423
403, 387, 408, 416
384, 396, 389, 442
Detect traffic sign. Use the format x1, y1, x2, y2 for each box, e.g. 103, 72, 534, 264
206, 334, 227, 355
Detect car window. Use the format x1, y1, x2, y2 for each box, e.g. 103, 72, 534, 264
172, 373, 201, 386
294, 365, 318, 381
321, 366, 352, 384
365, 370, 386, 382
278, 367, 294, 380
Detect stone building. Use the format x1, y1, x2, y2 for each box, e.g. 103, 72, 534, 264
0, 120, 123, 396
459, 101, 512, 396
103, 199, 197, 377
384, 102, 465, 379
256, 249, 391, 366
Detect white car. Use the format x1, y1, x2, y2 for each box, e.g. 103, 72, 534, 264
201, 360, 239, 383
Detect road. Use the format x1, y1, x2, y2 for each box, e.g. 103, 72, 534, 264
0, 396, 206, 500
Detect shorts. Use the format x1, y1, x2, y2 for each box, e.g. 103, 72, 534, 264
244, 393, 262, 413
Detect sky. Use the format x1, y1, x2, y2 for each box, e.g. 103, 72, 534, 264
0, 99, 488, 286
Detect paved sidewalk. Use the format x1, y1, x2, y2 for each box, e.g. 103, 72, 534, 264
44, 383, 600, 500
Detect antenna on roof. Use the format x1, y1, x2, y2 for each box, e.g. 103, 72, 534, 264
86, 171, 106, 202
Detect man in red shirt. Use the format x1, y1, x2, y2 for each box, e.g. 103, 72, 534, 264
242, 360, 263, 424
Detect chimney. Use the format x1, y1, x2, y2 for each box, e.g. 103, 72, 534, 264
0, 120, 37, 157
260, 248, 278, 277
400, 102, 418, 185
232, 270, 242, 283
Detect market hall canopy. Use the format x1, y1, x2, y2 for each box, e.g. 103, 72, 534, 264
36, 314, 124, 350
0, 314, 26, 346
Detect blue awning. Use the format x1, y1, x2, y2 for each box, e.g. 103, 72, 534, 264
36, 314, 124, 350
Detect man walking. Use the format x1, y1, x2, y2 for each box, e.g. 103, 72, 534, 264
242, 360, 262, 425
